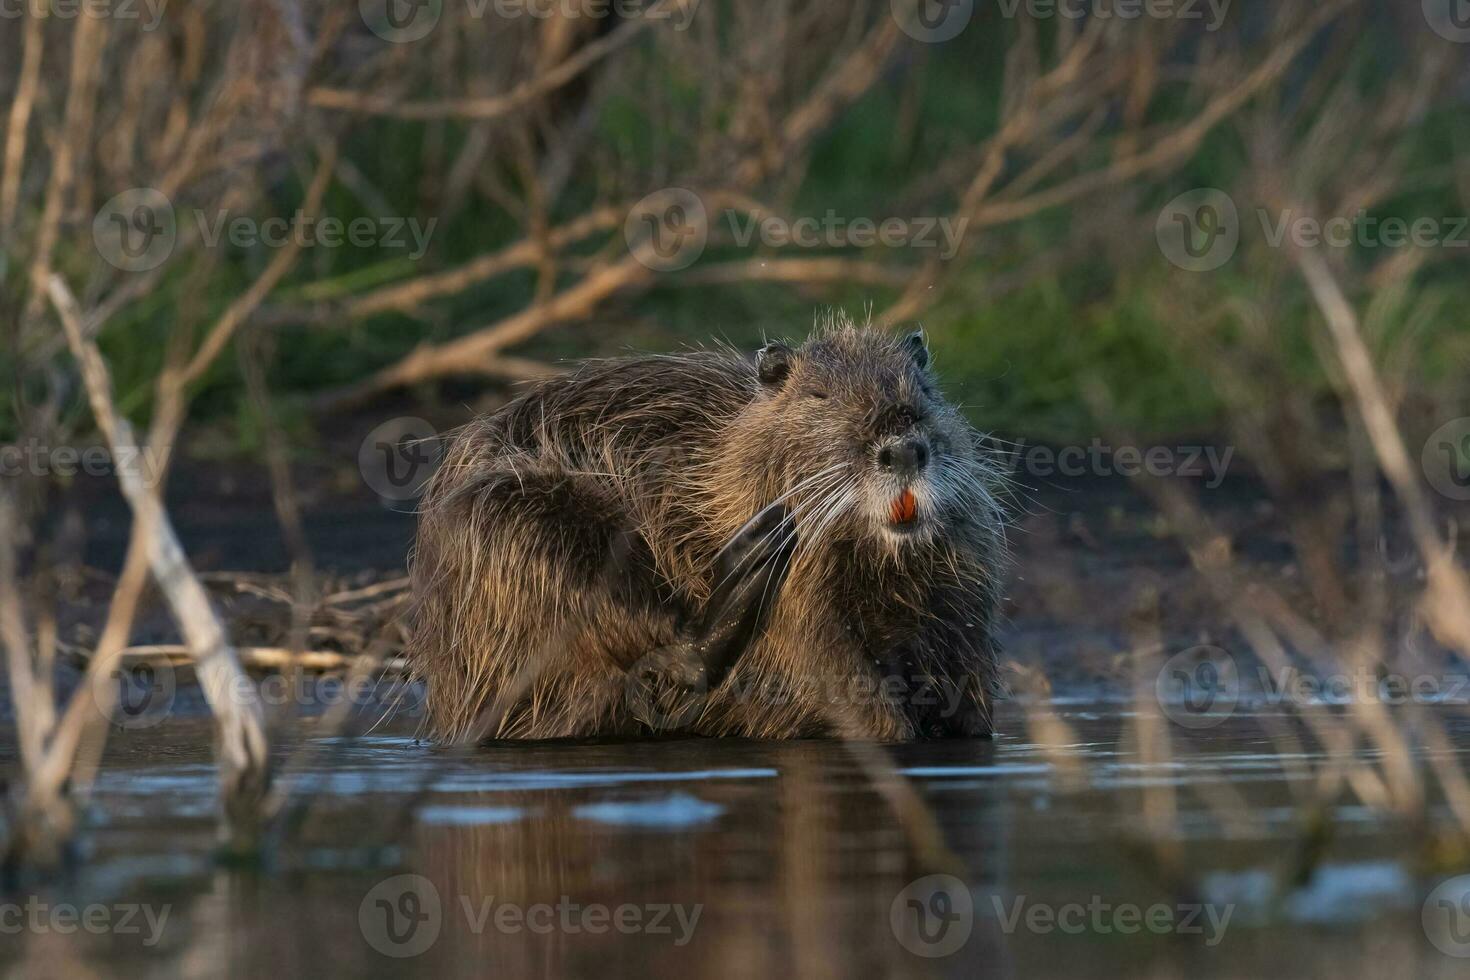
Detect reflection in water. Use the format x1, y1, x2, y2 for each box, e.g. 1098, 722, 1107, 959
3, 703, 1468, 978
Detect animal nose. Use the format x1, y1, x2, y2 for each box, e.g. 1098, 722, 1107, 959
878, 439, 928, 474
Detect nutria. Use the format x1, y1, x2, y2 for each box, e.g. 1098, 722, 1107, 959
408, 315, 1008, 741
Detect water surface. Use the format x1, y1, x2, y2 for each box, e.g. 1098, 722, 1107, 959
3, 701, 1467, 979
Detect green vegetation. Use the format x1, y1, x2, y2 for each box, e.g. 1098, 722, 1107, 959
6, 9, 1466, 453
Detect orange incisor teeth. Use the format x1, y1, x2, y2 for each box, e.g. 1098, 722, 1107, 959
890, 488, 917, 524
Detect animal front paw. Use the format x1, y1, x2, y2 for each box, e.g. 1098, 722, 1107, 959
625, 642, 708, 732
695, 500, 797, 686
623, 500, 798, 733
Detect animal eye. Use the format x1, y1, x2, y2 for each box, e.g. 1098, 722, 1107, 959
807, 389, 828, 400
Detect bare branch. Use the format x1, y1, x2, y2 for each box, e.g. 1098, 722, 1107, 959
49, 274, 273, 846
307, 0, 683, 120
1292, 246, 1470, 656
0, 14, 43, 245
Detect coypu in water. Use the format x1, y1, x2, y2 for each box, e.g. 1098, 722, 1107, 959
408, 316, 1008, 741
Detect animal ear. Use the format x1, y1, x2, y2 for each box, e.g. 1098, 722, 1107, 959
757, 341, 793, 386
903, 329, 930, 370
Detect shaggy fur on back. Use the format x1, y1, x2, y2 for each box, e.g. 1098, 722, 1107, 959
408, 315, 1009, 741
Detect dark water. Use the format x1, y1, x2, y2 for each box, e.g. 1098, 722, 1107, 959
4, 701, 1470, 979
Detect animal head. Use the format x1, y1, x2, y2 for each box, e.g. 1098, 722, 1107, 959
744, 316, 1003, 554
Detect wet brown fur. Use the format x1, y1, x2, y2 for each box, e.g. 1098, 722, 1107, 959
408, 315, 1009, 741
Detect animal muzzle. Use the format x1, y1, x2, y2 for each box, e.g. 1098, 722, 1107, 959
877, 437, 928, 527
877, 437, 929, 476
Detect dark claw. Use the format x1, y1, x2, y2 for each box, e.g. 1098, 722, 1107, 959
625, 501, 798, 730
690, 501, 798, 686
